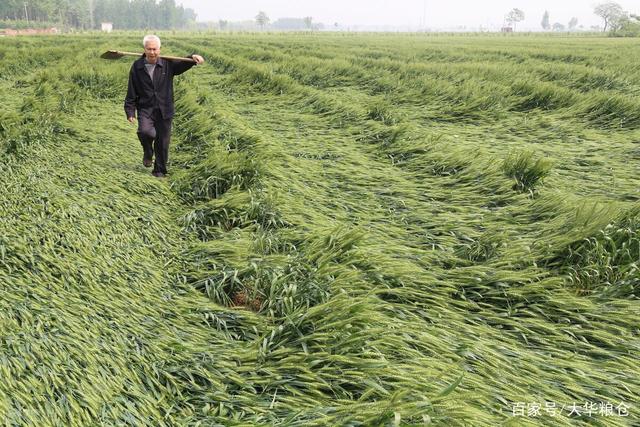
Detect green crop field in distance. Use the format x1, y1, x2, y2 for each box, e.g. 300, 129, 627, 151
0, 32, 638, 426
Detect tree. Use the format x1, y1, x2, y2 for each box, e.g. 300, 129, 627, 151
625, 14, 640, 34
255, 11, 269, 29
157, 0, 176, 29
218, 19, 228, 30
506, 8, 525, 31
180, 5, 197, 28
303, 16, 312, 30
568, 17, 578, 30
593, 2, 625, 32
615, 14, 640, 36
541, 10, 550, 30
0, 0, 195, 29
552, 22, 565, 31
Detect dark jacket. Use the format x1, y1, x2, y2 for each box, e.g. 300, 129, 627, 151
124, 55, 195, 120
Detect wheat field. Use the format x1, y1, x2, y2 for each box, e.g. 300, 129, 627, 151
0, 32, 638, 426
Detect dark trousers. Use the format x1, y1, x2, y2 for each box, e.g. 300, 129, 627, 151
137, 109, 173, 174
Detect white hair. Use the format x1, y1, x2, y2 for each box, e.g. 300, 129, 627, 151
143, 35, 161, 48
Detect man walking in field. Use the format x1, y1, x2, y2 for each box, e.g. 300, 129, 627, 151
124, 34, 205, 178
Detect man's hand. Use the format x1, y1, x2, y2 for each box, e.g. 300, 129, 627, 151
128, 116, 136, 124
192, 54, 205, 65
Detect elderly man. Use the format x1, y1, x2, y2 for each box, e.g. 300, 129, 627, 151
124, 34, 205, 178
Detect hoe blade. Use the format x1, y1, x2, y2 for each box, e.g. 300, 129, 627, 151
100, 50, 141, 60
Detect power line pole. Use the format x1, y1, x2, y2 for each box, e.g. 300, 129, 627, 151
88, 0, 94, 29
422, 0, 427, 30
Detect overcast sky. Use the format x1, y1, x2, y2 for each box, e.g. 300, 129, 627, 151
177, 0, 639, 29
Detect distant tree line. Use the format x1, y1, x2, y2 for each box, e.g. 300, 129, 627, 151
593, 1, 640, 36
198, 12, 324, 32
538, 2, 639, 36
0, 0, 197, 30
540, 10, 579, 32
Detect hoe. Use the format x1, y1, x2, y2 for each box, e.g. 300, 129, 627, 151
100, 50, 196, 63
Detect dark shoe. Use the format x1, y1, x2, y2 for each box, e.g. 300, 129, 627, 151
152, 171, 166, 178
143, 157, 153, 168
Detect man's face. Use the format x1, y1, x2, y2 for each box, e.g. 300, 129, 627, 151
144, 40, 160, 63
